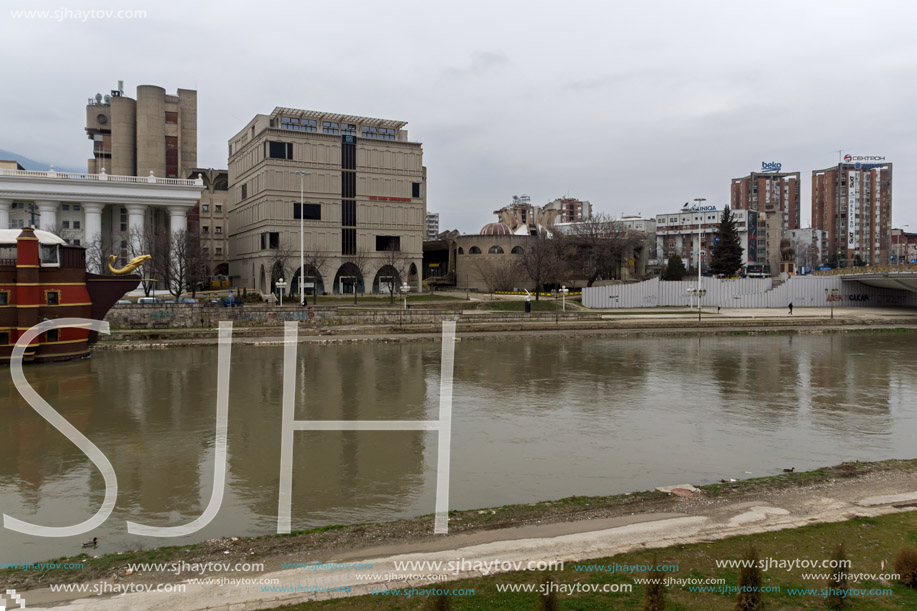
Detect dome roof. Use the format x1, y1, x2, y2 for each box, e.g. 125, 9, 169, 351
480, 222, 512, 236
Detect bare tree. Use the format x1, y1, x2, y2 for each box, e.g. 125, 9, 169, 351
84, 231, 113, 274
154, 230, 205, 301
475, 257, 520, 293
341, 249, 372, 305
302, 247, 329, 305
377, 242, 411, 304
564, 214, 643, 285
517, 231, 558, 300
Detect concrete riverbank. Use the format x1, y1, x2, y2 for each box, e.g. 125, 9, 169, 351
93, 306, 917, 350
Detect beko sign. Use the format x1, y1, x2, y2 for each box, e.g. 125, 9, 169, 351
761, 161, 782, 172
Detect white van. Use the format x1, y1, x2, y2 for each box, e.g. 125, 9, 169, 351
137, 297, 162, 305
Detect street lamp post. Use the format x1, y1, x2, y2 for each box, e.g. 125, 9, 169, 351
401, 281, 410, 310
294, 171, 311, 306
560, 285, 569, 312
825, 287, 838, 320
276, 277, 287, 308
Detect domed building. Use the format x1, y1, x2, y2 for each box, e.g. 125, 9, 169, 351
479, 222, 513, 236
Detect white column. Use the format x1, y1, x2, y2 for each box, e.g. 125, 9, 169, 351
82, 203, 105, 246
168, 206, 188, 234
125, 204, 146, 254
36, 200, 59, 231
0, 198, 11, 229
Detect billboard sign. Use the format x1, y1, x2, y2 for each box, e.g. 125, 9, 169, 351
761, 161, 782, 173
844, 154, 884, 162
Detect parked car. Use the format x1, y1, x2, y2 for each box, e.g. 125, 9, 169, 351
180, 297, 199, 304
116, 299, 131, 305
204, 298, 223, 307
137, 297, 162, 305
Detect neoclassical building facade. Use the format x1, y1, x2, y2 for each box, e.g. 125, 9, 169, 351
0, 165, 204, 267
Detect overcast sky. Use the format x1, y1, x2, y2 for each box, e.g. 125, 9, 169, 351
2, 0, 915, 234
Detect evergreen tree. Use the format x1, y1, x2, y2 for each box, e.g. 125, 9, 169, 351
825, 543, 849, 609
710, 206, 744, 277
643, 554, 667, 611
662, 254, 686, 281
735, 544, 765, 611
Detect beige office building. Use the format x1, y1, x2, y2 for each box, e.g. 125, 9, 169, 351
228, 107, 426, 297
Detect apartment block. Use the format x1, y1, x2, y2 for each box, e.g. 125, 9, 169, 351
731, 167, 800, 274
812, 159, 892, 266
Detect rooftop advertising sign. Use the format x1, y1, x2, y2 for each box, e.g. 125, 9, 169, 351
761, 161, 782, 173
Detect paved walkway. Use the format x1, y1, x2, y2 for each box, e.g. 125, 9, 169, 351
23, 469, 917, 610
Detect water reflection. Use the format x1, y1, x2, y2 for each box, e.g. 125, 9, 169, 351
1, 332, 916, 563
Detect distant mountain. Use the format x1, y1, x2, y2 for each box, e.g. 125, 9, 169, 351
0, 149, 84, 173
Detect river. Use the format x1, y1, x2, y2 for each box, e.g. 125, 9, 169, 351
2, 332, 916, 563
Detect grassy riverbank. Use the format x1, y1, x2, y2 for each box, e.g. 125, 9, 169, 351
278, 510, 917, 610
4, 459, 916, 593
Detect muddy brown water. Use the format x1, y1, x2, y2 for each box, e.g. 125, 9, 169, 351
2, 332, 916, 563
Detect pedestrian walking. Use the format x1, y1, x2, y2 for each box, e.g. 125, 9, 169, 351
788, 302, 793, 315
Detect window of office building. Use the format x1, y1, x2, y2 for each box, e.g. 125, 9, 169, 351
62, 221, 70, 229
323, 121, 339, 134
361, 126, 378, 138
62, 204, 70, 211
215, 205, 222, 212
294, 203, 322, 220
379, 127, 396, 140
342, 200, 356, 227
165, 111, 178, 124
73, 221, 80, 229
280, 116, 317, 132
376, 236, 400, 251
261, 232, 280, 250
342, 172, 356, 198
241, 184, 247, 199
215, 247, 222, 255
266, 141, 294, 160
342, 228, 356, 255
341, 123, 356, 136
202, 204, 209, 212
412, 182, 421, 198
215, 226, 222, 233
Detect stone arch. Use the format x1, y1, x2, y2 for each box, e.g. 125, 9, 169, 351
488, 245, 504, 254
469, 246, 482, 254
214, 262, 229, 276
373, 265, 402, 293
332, 262, 364, 295
511, 245, 524, 254
457, 247, 464, 255
292, 265, 325, 297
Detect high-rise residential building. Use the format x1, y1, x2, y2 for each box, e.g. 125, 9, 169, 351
545, 197, 592, 223
656, 206, 762, 270
85, 81, 197, 178
426, 212, 439, 240
228, 107, 426, 296
812, 158, 892, 266
187, 168, 230, 279
731, 166, 800, 274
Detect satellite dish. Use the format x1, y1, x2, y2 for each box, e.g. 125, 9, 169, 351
104, 94, 111, 103
95, 93, 103, 102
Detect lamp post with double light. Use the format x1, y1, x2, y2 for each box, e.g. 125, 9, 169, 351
825, 287, 839, 320
683, 198, 706, 312
560, 285, 569, 312
276, 277, 287, 308
294, 171, 311, 305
